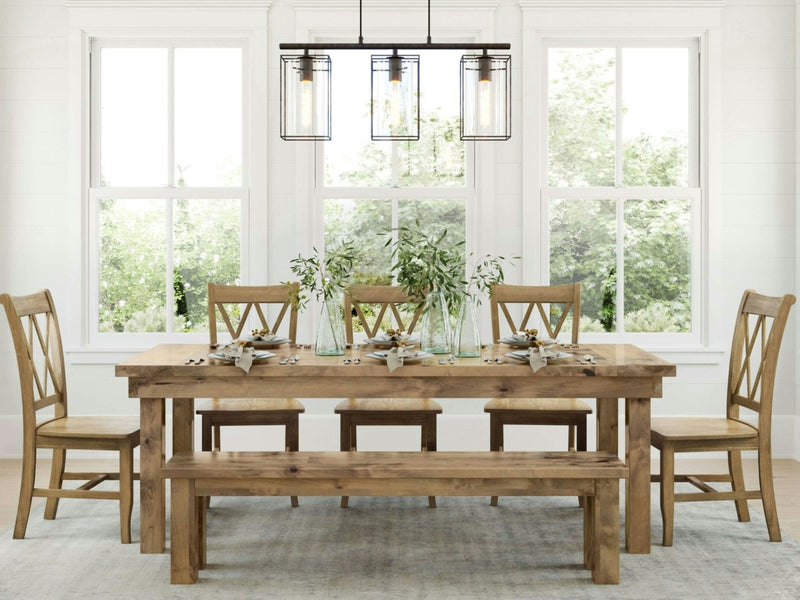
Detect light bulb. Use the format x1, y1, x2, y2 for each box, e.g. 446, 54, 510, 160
300, 79, 313, 131
390, 79, 402, 133
479, 79, 492, 131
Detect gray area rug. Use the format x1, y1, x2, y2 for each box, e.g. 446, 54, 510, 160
1, 488, 799, 600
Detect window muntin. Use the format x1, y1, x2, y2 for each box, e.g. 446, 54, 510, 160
545, 40, 698, 336
90, 41, 245, 338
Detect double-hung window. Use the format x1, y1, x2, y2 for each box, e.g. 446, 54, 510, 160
318, 49, 471, 285
88, 40, 247, 342
544, 39, 701, 341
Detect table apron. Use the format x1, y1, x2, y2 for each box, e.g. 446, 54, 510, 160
128, 376, 662, 399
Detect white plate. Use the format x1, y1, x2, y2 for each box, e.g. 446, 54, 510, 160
209, 350, 276, 362
365, 351, 433, 363
506, 350, 572, 361
244, 335, 290, 348
500, 337, 559, 346
368, 335, 419, 345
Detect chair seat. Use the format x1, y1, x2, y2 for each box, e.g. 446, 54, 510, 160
196, 398, 305, 415
651, 417, 759, 443
484, 398, 592, 415
36, 416, 140, 440
334, 398, 443, 414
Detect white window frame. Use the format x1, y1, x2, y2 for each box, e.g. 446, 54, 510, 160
520, 1, 724, 353
88, 39, 249, 347
542, 38, 701, 346
66, 2, 270, 353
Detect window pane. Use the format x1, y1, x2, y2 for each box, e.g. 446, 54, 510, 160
622, 48, 689, 186
323, 199, 392, 285
100, 49, 168, 186
173, 199, 241, 333
397, 199, 466, 251
175, 48, 242, 186
624, 199, 691, 332
549, 198, 617, 332
324, 50, 464, 187
548, 48, 615, 187
98, 199, 166, 332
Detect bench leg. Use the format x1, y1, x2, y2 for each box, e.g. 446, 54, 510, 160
591, 479, 620, 584
286, 416, 300, 508
423, 415, 437, 508
198, 494, 207, 570
171, 478, 198, 584
489, 415, 504, 506
340, 415, 352, 508
583, 493, 595, 571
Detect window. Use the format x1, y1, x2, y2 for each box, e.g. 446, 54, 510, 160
544, 41, 700, 337
89, 41, 247, 339
319, 50, 470, 285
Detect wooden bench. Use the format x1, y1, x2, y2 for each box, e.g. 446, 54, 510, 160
163, 450, 628, 585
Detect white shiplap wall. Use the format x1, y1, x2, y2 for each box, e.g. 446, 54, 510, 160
0, 0, 796, 458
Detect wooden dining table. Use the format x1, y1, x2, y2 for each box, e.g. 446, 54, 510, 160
115, 342, 676, 555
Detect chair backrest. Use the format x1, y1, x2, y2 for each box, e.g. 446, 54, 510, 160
727, 290, 795, 441
489, 283, 581, 344
207, 283, 299, 345
0, 289, 68, 435
344, 285, 423, 344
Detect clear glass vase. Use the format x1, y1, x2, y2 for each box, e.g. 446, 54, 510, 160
453, 298, 481, 357
315, 297, 346, 356
420, 291, 452, 355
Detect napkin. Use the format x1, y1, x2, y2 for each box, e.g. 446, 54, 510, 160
528, 346, 547, 373
386, 346, 418, 373
251, 331, 281, 342
217, 342, 254, 373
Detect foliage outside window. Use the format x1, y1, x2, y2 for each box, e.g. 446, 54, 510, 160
92, 43, 244, 335
546, 43, 697, 334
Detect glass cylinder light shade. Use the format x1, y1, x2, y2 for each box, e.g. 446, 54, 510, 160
460, 54, 511, 140
280, 54, 331, 140
371, 53, 420, 141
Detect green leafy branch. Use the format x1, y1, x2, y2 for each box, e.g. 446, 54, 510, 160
289, 239, 357, 310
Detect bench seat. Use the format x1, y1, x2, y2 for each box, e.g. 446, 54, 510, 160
164, 450, 627, 585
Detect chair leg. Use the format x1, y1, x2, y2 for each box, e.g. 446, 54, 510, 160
728, 449, 750, 522
659, 444, 675, 546
13, 442, 37, 539
44, 448, 66, 520
423, 415, 437, 508
213, 425, 221, 452
286, 416, 300, 508
568, 425, 576, 452
340, 415, 352, 508
576, 417, 587, 508
201, 417, 212, 452
489, 414, 503, 506
757, 446, 782, 542
119, 441, 134, 544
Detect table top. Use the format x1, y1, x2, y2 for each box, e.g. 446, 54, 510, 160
116, 343, 676, 380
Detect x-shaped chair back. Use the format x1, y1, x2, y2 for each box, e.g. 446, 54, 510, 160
489, 283, 581, 344
207, 282, 299, 345
344, 285, 423, 345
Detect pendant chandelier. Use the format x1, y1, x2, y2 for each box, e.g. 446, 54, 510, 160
279, 0, 511, 142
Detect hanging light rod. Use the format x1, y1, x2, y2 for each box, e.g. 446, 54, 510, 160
279, 42, 510, 50
279, 0, 509, 50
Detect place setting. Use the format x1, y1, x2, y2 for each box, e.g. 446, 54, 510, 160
208, 340, 276, 372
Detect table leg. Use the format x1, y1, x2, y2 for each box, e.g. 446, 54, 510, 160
172, 398, 195, 453
625, 397, 651, 554
140, 398, 165, 554
595, 398, 619, 455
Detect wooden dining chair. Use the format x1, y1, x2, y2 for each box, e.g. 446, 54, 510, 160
336, 285, 441, 508
1, 289, 140, 543
484, 282, 591, 506
196, 282, 305, 507
651, 289, 795, 546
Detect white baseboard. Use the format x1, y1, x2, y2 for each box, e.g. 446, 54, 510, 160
0, 413, 797, 460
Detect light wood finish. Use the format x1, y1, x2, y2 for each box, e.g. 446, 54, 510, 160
199, 282, 304, 508
338, 284, 439, 508
651, 289, 796, 546
485, 283, 591, 506
116, 342, 675, 554
1, 289, 140, 543
164, 451, 627, 585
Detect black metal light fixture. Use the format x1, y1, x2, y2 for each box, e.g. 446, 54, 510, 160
279, 1, 510, 142
460, 50, 511, 140
280, 51, 331, 141
371, 50, 420, 141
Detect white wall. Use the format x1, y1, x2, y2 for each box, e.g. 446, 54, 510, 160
0, 0, 796, 458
